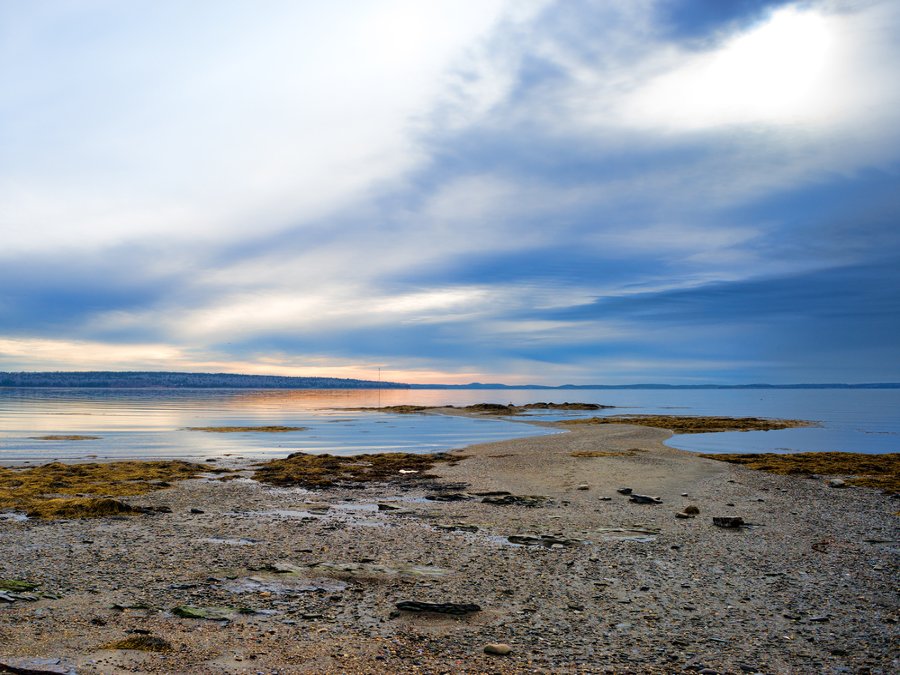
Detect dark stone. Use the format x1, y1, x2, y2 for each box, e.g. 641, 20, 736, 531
481, 495, 547, 507
712, 517, 745, 528
0, 658, 76, 675
507, 534, 579, 548
629, 494, 662, 504
617, 488, 633, 495
425, 493, 470, 502
190, 508, 205, 514
396, 601, 481, 615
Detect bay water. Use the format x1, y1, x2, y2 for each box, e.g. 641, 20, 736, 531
0, 388, 896, 464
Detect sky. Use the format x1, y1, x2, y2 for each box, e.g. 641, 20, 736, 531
1, 0, 899, 385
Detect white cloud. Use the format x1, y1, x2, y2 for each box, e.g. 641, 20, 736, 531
0, 0, 520, 253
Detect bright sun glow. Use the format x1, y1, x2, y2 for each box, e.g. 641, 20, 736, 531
624, 7, 835, 130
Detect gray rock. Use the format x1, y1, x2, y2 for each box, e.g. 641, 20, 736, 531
617, 487, 633, 495
827, 478, 847, 488
484, 643, 512, 655
629, 494, 662, 504
576, 484, 590, 491
0, 657, 77, 675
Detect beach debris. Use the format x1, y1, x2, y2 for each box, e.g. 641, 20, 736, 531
425, 492, 471, 502
484, 643, 512, 656
0, 657, 77, 675
629, 494, 662, 505
171, 605, 237, 621
507, 534, 580, 548
617, 487, 633, 495
395, 600, 481, 615
481, 494, 547, 507
827, 478, 847, 488
102, 635, 173, 652
712, 517, 745, 529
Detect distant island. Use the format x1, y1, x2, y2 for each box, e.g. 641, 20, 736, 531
1, 371, 898, 389
0, 371, 409, 389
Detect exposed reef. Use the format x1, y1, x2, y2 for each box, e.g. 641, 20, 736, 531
561, 414, 812, 433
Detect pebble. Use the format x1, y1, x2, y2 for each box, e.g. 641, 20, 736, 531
484, 643, 512, 656
576, 484, 589, 491
828, 479, 847, 488
617, 487, 633, 495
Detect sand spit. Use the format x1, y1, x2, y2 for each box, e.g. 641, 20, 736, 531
0, 419, 897, 674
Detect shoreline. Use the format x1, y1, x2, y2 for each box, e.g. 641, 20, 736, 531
0, 421, 897, 673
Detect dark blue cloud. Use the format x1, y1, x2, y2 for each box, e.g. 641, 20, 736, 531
657, 0, 794, 42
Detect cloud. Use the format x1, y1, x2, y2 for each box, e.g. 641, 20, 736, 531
1, 0, 899, 383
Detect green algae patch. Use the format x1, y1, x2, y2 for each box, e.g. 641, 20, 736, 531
186, 425, 307, 433
172, 605, 238, 620
0, 579, 39, 592
29, 435, 101, 441
103, 635, 173, 652
562, 415, 812, 434
701, 452, 900, 492
0, 460, 209, 519
254, 451, 464, 489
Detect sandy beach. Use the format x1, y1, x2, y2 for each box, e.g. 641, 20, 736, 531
1, 418, 897, 674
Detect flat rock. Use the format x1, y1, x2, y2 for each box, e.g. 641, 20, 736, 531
617, 487, 633, 495
484, 643, 512, 655
0, 657, 77, 674
396, 600, 481, 615
629, 494, 662, 504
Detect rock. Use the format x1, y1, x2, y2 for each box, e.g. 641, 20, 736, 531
171, 605, 236, 621
683, 505, 700, 515
617, 487, 633, 495
377, 503, 400, 511
425, 493, 470, 502
0, 580, 40, 592
0, 658, 76, 675
507, 534, 579, 548
576, 484, 590, 491
484, 643, 512, 656
599, 496, 612, 501
712, 517, 745, 529
828, 479, 847, 488
189, 508, 204, 514
434, 523, 479, 533
629, 494, 662, 504
675, 511, 693, 519
481, 495, 547, 507
395, 601, 481, 615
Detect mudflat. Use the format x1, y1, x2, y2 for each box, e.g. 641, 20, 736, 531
0, 420, 896, 674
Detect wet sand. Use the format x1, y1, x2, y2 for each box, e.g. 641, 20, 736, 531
0, 421, 897, 674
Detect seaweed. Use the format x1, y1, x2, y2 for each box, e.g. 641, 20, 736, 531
0, 460, 208, 519
253, 452, 464, 489
562, 415, 812, 434
700, 452, 899, 492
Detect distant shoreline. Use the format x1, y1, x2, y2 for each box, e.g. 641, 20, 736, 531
1, 371, 898, 390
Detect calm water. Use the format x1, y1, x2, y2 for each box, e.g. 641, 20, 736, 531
0, 388, 896, 464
